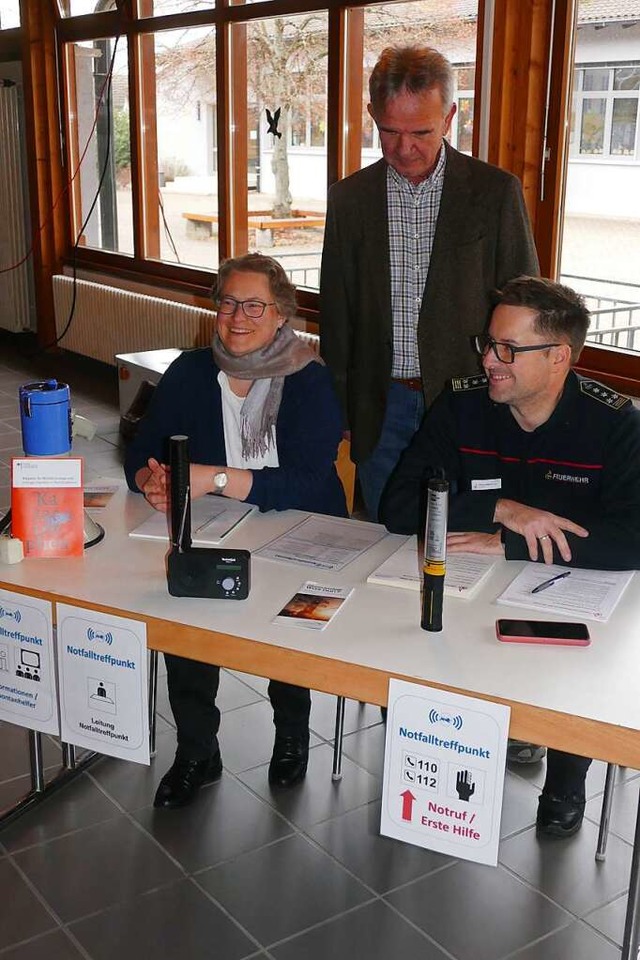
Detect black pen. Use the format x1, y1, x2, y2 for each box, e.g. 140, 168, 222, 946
531, 570, 571, 594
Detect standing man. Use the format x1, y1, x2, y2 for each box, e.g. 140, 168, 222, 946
380, 276, 640, 836
320, 45, 539, 523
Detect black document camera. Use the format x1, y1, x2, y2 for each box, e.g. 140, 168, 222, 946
166, 435, 250, 600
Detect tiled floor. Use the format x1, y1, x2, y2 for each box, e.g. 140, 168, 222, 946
0, 332, 637, 959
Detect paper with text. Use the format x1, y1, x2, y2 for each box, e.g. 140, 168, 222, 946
0, 588, 59, 735
257, 515, 386, 571
57, 603, 149, 764
129, 497, 255, 546
367, 535, 498, 599
381, 679, 510, 866
497, 563, 634, 622
273, 581, 354, 630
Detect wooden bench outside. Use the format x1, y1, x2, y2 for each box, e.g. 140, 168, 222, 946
182, 209, 325, 245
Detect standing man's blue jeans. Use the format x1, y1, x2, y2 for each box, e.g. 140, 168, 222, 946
357, 380, 425, 522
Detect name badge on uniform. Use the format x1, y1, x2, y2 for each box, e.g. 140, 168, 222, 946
471, 478, 502, 491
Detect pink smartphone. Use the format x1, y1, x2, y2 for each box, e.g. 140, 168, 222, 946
496, 619, 591, 646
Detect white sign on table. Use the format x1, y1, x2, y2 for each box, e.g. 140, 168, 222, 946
381, 679, 510, 866
56, 603, 149, 764
0, 588, 59, 735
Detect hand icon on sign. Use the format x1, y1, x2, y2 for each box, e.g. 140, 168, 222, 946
456, 769, 475, 801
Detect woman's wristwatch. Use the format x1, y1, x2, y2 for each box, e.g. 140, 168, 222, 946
212, 471, 229, 495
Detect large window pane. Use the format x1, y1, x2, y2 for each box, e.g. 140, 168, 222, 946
360, 1, 478, 170
610, 97, 637, 155
244, 12, 328, 292
582, 66, 609, 91
614, 65, 640, 91
579, 97, 605, 154
67, 38, 133, 255
143, 26, 219, 270
137, 0, 213, 17
58, 1, 117, 16
560, 7, 640, 356
0, 1, 20, 29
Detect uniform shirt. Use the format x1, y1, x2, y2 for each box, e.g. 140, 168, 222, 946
387, 146, 446, 379
380, 371, 640, 570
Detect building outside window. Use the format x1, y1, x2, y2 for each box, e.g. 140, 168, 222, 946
560, 4, 640, 358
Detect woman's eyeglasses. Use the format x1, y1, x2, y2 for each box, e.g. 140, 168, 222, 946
473, 334, 562, 365
214, 296, 276, 320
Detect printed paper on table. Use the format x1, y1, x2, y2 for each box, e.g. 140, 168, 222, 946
11, 457, 84, 558
273, 581, 354, 630
367, 535, 497, 599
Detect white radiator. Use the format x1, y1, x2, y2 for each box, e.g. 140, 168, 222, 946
0, 83, 33, 333
52, 275, 215, 365
52, 273, 319, 365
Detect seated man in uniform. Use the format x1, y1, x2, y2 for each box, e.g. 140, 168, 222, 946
380, 275, 640, 837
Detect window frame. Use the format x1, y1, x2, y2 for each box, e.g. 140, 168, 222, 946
571, 62, 640, 161
53, 0, 485, 320
8, 0, 640, 392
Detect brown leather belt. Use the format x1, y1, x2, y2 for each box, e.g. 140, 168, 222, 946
392, 377, 423, 393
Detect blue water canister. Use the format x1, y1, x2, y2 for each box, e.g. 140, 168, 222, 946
19, 380, 72, 456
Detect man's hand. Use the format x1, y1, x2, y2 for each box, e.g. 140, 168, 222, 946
447, 531, 504, 555
494, 498, 589, 563
136, 457, 168, 512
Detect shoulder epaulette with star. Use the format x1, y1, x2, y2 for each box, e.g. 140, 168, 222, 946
450, 374, 488, 392
580, 380, 632, 410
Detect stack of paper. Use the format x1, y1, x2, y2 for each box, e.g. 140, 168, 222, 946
366, 536, 498, 600
129, 497, 255, 546
256, 514, 386, 571
496, 564, 635, 622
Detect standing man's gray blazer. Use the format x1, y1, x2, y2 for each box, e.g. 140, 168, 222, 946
319, 143, 540, 464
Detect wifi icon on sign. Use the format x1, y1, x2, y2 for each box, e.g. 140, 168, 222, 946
87, 627, 113, 646
428, 709, 463, 731
0, 607, 21, 623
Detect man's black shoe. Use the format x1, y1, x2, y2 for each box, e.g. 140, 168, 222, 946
268, 735, 309, 787
154, 753, 222, 809
536, 790, 585, 838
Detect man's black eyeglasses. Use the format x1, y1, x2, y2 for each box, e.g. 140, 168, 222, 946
473, 334, 562, 365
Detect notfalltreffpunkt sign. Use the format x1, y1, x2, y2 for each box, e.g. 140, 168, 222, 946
380, 678, 510, 866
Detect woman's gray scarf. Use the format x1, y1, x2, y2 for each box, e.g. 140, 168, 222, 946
211, 324, 321, 460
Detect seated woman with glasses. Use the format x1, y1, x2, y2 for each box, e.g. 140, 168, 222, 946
125, 252, 347, 809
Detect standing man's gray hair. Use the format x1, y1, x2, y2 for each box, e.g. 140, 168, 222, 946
369, 45, 454, 114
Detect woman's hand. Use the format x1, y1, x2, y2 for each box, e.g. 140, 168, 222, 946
135, 458, 169, 512
190, 464, 254, 502
136, 460, 255, 509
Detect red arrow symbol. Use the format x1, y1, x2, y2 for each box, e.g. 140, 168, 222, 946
401, 789, 416, 821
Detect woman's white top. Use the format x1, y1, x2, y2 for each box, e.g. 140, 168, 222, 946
218, 371, 279, 469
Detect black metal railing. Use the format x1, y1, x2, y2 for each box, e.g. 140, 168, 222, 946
561, 274, 640, 352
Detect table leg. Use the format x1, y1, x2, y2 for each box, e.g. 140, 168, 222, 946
28, 731, 45, 792
1, 732, 98, 830
148, 650, 158, 757
62, 742, 76, 770
621, 789, 640, 959
332, 696, 346, 782
596, 763, 617, 862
